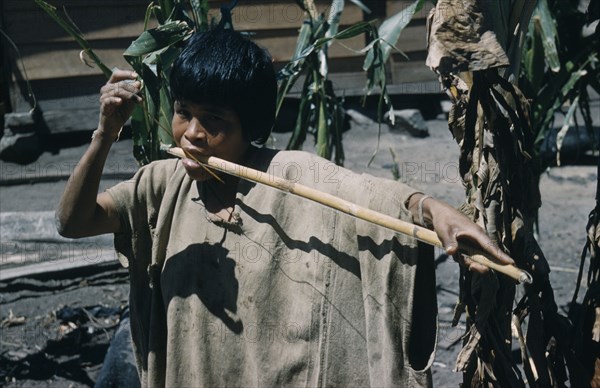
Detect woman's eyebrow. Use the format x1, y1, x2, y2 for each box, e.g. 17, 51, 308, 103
203, 106, 231, 115
174, 102, 230, 115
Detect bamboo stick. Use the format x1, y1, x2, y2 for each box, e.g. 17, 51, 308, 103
167, 147, 532, 284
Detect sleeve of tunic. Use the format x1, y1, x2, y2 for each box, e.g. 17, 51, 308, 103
105, 158, 179, 267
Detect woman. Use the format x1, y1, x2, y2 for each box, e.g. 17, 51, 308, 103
57, 28, 513, 387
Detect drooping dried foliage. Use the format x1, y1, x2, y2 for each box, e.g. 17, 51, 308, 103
524, 0, 600, 385
427, 0, 588, 385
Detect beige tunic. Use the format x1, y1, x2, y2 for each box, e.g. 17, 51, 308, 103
107, 147, 437, 387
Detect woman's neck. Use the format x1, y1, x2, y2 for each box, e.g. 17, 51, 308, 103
199, 145, 258, 217
202, 175, 238, 210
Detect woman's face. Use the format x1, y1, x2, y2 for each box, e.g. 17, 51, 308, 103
172, 100, 249, 181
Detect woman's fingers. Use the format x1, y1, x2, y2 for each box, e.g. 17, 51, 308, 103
455, 231, 515, 266
102, 68, 142, 103
100, 81, 142, 103
461, 256, 489, 273
439, 234, 489, 273
99, 96, 122, 113
436, 226, 516, 275
108, 68, 137, 83
446, 232, 516, 274
97, 69, 142, 135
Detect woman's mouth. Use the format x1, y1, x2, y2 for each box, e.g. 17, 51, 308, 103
182, 157, 202, 170
181, 155, 222, 182
181, 156, 207, 180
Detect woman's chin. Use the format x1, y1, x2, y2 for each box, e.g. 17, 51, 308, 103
182, 158, 212, 181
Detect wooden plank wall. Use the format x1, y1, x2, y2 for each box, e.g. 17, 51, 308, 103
2, 0, 437, 114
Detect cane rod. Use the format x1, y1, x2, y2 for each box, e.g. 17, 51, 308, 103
167, 147, 532, 284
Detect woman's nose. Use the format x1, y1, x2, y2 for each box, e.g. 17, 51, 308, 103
184, 118, 207, 143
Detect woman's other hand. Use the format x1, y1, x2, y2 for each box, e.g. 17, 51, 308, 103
409, 194, 515, 273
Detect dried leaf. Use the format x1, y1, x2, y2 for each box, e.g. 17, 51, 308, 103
426, 0, 509, 74
1, 310, 26, 328
456, 325, 481, 372
593, 307, 600, 343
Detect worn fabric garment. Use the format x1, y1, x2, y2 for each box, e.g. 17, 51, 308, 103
107, 147, 437, 387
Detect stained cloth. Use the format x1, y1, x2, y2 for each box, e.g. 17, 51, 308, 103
107, 147, 437, 387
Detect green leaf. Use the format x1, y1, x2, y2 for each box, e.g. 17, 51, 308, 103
331, 21, 371, 40
326, 0, 345, 40
376, 0, 424, 63
316, 97, 329, 159
555, 96, 579, 166
123, 21, 190, 57
525, 19, 546, 94
348, 0, 371, 13
131, 105, 150, 165
294, 21, 372, 60
158, 0, 175, 22
143, 2, 154, 31
287, 74, 314, 150
294, 21, 314, 59
536, 65, 589, 145
276, 27, 311, 115
534, 0, 560, 73
190, 0, 210, 29
157, 72, 175, 147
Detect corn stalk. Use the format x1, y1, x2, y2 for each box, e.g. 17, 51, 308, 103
278, 0, 361, 165
520, 0, 599, 170
278, 0, 419, 166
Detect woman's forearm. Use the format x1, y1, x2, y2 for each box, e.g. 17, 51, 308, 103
55, 129, 116, 238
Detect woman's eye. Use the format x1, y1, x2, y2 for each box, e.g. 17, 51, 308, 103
176, 110, 190, 119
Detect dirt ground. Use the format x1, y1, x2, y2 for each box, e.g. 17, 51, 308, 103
0, 111, 597, 386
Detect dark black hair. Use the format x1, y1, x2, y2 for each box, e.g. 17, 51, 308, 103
170, 28, 277, 144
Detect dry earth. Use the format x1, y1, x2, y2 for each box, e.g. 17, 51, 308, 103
0, 112, 597, 386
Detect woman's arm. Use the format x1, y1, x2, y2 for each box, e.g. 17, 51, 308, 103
56, 69, 142, 238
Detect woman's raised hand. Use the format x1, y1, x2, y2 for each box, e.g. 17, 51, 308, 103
98, 69, 143, 140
